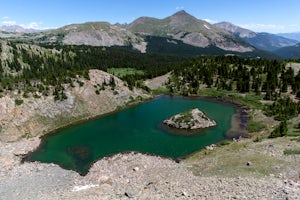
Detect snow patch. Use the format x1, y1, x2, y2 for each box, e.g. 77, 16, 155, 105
72, 184, 99, 192
204, 24, 211, 30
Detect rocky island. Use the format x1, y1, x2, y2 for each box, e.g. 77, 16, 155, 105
163, 108, 217, 130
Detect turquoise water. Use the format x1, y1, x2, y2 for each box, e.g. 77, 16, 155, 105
29, 95, 236, 175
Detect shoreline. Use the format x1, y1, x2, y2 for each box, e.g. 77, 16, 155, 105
22, 96, 154, 161
22, 94, 249, 176
159, 94, 250, 139
1, 94, 299, 199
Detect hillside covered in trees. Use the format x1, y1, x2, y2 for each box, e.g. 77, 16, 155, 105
166, 56, 300, 130
1, 40, 300, 127
0, 41, 185, 100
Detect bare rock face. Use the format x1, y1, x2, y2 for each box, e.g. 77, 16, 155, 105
163, 108, 216, 130
0, 70, 149, 142
61, 23, 147, 53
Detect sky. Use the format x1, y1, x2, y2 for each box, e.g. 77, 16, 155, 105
0, 0, 300, 33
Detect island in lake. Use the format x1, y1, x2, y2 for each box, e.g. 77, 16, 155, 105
163, 108, 217, 130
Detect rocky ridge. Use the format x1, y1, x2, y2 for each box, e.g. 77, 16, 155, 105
214, 22, 299, 51
128, 10, 254, 52
60, 22, 147, 52
1, 11, 254, 54
163, 108, 216, 130
0, 69, 149, 142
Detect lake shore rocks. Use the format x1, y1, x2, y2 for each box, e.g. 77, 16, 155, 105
0, 138, 299, 199
163, 108, 216, 130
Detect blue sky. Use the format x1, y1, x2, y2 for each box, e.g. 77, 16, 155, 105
1, 0, 300, 33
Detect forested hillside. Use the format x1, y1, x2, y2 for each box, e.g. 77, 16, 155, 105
0, 40, 185, 100
1, 40, 300, 125
167, 56, 300, 125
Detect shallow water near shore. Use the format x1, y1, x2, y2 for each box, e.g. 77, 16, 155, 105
28, 95, 236, 175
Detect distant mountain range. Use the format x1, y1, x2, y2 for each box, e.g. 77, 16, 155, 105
0, 25, 42, 33
1, 10, 300, 59
214, 22, 298, 51
277, 32, 300, 41
126, 10, 253, 53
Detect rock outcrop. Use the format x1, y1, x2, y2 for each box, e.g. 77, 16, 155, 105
163, 108, 216, 130
0, 70, 150, 142
61, 22, 147, 53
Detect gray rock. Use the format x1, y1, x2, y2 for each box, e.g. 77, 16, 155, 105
163, 108, 216, 130
125, 189, 134, 198
133, 167, 139, 172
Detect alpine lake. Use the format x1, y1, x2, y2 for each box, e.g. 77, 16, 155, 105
27, 95, 237, 175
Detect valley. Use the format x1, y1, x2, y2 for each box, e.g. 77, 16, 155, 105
0, 8, 300, 200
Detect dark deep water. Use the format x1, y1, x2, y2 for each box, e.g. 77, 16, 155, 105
28, 95, 236, 175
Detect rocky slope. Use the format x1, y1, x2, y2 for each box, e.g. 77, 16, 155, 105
0, 69, 149, 142
59, 22, 147, 52
1, 22, 147, 53
127, 10, 254, 52
0, 73, 299, 199
214, 22, 298, 51
0, 136, 299, 199
163, 108, 216, 130
1, 11, 254, 54
214, 22, 256, 38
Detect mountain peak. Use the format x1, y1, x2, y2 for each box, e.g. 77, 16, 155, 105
173, 10, 188, 16
170, 10, 195, 19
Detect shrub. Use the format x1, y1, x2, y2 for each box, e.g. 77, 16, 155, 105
218, 140, 231, 146
15, 99, 24, 106
284, 149, 300, 155
253, 136, 263, 142
269, 121, 288, 138
247, 121, 266, 133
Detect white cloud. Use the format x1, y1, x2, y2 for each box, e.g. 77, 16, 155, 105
2, 16, 10, 20
203, 18, 218, 24
2, 20, 17, 26
24, 22, 40, 29
1, 19, 52, 30
288, 24, 299, 27
239, 23, 288, 33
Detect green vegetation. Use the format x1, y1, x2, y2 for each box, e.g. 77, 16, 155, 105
0, 42, 185, 100
283, 149, 300, 155
265, 97, 300, 121
247, 120, 266, 133
1, 41, 300, 139
217, 140, 231, 146
172, 110, 193, 123
286, 131, 300, 137
253, 136, 263, 142
151, 87, 170, 95
165, 56, 300, 130
295, 122, 300, 129
14, 99, 24, 106
269, 121, 288, 138
107, 68, 144, 78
